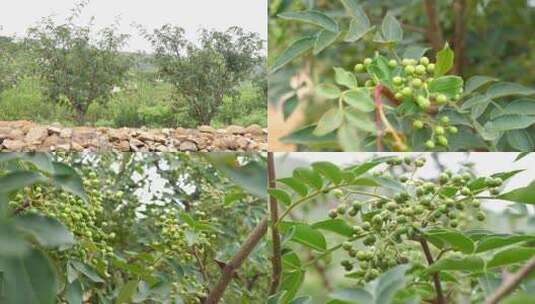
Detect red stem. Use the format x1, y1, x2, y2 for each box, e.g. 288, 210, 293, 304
374, 85, 385, 152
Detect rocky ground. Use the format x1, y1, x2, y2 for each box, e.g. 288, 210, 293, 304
0, 121, 267, 152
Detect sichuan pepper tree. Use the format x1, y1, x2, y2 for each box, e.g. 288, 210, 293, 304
267, 153, 535, 304
270, 0, 535, 151
0, 153, 269, 304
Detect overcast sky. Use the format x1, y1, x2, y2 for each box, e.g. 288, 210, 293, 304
0, 0, 267, 52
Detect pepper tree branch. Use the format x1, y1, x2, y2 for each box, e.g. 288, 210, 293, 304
267, 152, 282, 295
374, 85, 404, 151
423, 0, 445, 53
204, 217, 268, 304
452, 0, 467, 75
485, 256, 535, 304
418, 237, 446, 304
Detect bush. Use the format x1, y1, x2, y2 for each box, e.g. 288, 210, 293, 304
0, 77, 73, 122
214, 83, 267, 127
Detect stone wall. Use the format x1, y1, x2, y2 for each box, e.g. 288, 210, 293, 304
0, 121, 267, 152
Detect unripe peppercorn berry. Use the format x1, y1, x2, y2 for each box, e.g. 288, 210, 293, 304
337, 203, 347, 214
405, 65, 415, 74
411, 78, 423, 88
402, 87, 413, 97
329, 209, 338, 219
364, 58, 373, 65
436, 94, 448, 104
332, 189, 344, 198
388, 59, 397, 67
420, 57, 430, 65
448, 126, 458, 134
393, 76, 403, 85
437, 135, 448, 146
354, 63, 365, 72
415, 65, 426, 74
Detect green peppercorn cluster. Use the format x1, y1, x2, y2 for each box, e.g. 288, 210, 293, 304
354, 56, 463, 150
326, 157, 500, 284
9, 171, 115, 270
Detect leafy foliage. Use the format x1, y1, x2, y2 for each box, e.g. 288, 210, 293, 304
0, 153, 268, 303
270, 0, 535, 152
268, 154, 535, 303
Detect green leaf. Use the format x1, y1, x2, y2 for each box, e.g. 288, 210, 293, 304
469, 170, 525, 192
402, 46, 429, 60
461, 94, 491, 110
14, 213, 75, 248
340, 0, 366, 20
312, 161, 343, 184
314, 108, 344, 136
317, 83, 342, 99
293, 167, 323, 190
345, 110, 376, 134
279, 10, 339, 32
515, 152, 530, 162
280, 125, 338, 145
434, 43, 454, 77
330, 288, 373, 304
427, 256, 484, 273
381, 13, 402, 42
311, 219, 354, 237
343, 89, 375, 112
278, 177, 308, 197
426, 229, 475, 254
337, 123, 362, 152
476, 235, 535, 253
52, 162, 88, 202
279, 222, 327, 251
21, 153, 55, 175
490, 98, 535, 119
115, 280, 139, 304
0, 248, 58, 304
485, 115, 535, 132
345, 19, 373, 43
0, 221, 30, 256
282, 250, 302, 270
367, 56, 391, 86
279, 270, 305, 303
314, 30, 339, 55
375, 264, 410, 304
506, 129, 534, 151
487, 247, 535, 268
0, 171, 45, 194
65, 280, 83, 304
499, 180, 535, 205
486, 82, 535, 99
269, 189, 292, 206
271, 36, 316, 73
352, 159, 386, 176
208, 154, 267, 198
428, 76, 463, 99
71, 261, 105, 283
283, 96, 298, 121
334, 67, 358, 89
464, 76, 498, 95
